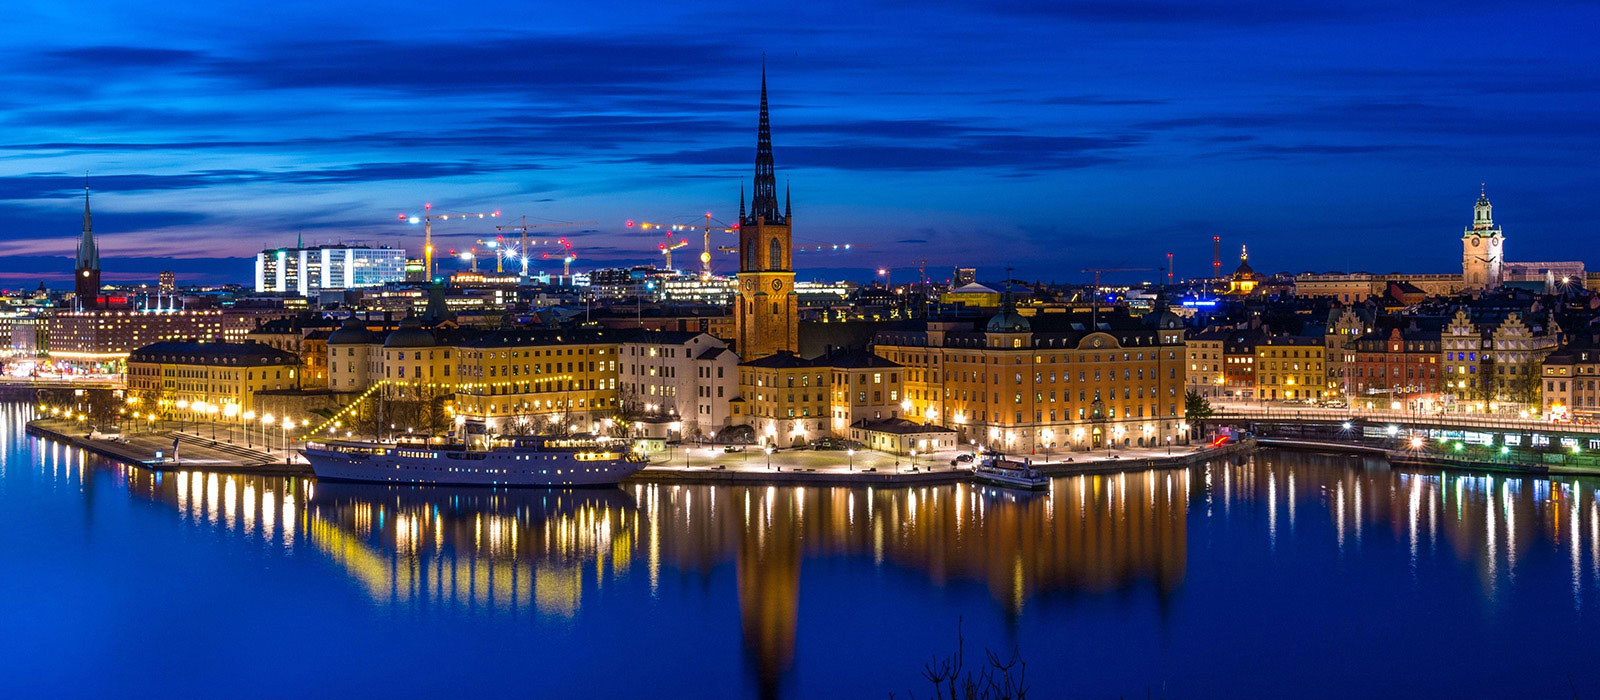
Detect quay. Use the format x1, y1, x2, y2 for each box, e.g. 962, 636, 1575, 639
26, 414, 1253, 486
25, 418, 311, 477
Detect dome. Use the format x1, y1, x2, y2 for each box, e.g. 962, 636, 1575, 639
327, 318, 379, 345
1233, 259, 1256, 279
384, 319, 436, 348
985, 310, 1031, 333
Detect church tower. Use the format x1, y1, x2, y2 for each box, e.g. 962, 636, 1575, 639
734, 65, 798, 359
75, 183, 101, 309
1462, 184, 1504, 290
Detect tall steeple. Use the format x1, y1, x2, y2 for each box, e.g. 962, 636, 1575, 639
76, 182, 99, 272
745, 60, 783, 226
75, 180, 102, 309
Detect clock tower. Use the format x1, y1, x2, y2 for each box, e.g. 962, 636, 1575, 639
1462, 184, 1504, 290
735, 66, 798, 359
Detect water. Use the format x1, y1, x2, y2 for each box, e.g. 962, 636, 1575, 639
4, 400, 1600, 699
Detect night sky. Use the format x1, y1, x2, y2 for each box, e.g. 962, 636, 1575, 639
2, 0, 1596, 287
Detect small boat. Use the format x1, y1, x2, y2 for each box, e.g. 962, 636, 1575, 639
972, 455, 1050, 490
301, 434, 648, 487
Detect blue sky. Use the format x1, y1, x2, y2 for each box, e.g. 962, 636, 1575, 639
1, 0, 1596, 287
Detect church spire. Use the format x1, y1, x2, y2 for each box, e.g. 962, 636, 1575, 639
785, 181, 791, 220
739, 183, 745, 221
76, 181, 99, 272
746, 60, 783, 225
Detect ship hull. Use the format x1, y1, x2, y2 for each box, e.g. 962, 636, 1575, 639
302, 443, 646, 487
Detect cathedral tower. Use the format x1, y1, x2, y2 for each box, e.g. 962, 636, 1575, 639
75, 184, 101, 309
1462, 184, 1504, 290
734, 65, 798, 358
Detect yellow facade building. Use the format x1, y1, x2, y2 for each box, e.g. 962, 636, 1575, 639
126, 340, 300, 413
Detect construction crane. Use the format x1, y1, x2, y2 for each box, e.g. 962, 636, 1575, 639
658, 234, 689, 271
628, 214, 738, 279
396, 204, 501, 281
540, 238, 578, 278
1081, 266, 1155, 328
495, 216, 596, 278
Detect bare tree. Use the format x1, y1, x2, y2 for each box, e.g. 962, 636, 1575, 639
893, 621, 1029, 700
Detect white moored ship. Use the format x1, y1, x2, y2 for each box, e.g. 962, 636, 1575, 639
301, 435, 648, 487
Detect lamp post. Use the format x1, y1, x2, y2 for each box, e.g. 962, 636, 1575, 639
262, 414, 275, 454
281, 419, 295, 463
242, 411, 256, 448
765, 445, 774, 471
223, 403, 239, 444
176, 399, 189, 434
847, 448, 855, 472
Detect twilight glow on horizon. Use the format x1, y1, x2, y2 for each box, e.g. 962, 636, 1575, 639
1, 0, 1596, 287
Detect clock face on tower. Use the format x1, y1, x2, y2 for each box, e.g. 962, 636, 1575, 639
771, 279, 783, 292
744, 279, 755, 292
1472, 237, 1481, 247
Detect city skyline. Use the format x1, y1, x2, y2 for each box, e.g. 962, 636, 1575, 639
2, 0, 1597, 287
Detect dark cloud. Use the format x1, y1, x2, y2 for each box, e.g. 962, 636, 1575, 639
630, 133, 1136, 172
0, 162, 547, 199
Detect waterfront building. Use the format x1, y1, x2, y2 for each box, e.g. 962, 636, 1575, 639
254, 244, 408, 296
616, 330, 740, 437
1253, 336, 1327, 401
846, 417, 958, 456
126, 340, 300, 411
1541, 336, 1600, 420
452, 329, 618, 432
1349, 326, 1441, 408
731, 352, 831, 445
872, 295, 1188, 454
325, 318, 389, 392
1441, 308, 1559, 411
823, 348, 905, 435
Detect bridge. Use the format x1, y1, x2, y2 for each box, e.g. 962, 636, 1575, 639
1208, 405, 1600, 471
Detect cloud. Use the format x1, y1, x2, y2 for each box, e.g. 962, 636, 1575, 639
629, 133, 1137, 172
0, 162, 549, 200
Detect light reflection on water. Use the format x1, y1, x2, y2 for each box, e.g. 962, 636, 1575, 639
14, 399, 1600, 699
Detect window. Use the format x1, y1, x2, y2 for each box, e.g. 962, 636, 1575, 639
769, 237, 782, 269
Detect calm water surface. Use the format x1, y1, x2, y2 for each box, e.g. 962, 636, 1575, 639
4, 401, 1600, 699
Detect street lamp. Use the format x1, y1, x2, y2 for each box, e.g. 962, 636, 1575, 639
847, 448, 855, 471
281, 418, 295, 462
176, 399, 189, 434
242, 410, 256, 447
263, 414, 276, 453
765, 445, 774, 471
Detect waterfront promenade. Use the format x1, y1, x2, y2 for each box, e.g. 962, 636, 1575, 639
24, 414, 1249, 485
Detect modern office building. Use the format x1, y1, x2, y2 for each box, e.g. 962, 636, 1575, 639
255, 245, 408, 296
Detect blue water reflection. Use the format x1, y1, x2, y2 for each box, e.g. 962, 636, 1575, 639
4, 402, 1600, 699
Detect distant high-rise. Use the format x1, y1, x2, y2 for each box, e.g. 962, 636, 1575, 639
158, 270, 176, 295
735, 64, 798, 359
954, 268, 977, 287
75, 184, 100, 309
254, 244, 408, 296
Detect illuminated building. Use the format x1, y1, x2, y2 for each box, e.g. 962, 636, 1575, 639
1541, 336, 1600, 420
126, 340, 300, 411
254, 244, 408, 296
873, 288, 1189, 453
732, 353, 829, 446
824, 348, 905, 435
1184, 330, 1226, 399
44, 309, 295, 367
734, 67, 797, 360
616, 331, 739, 437
1253, 336, 1327, 401
1225, 245, 1258, 295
